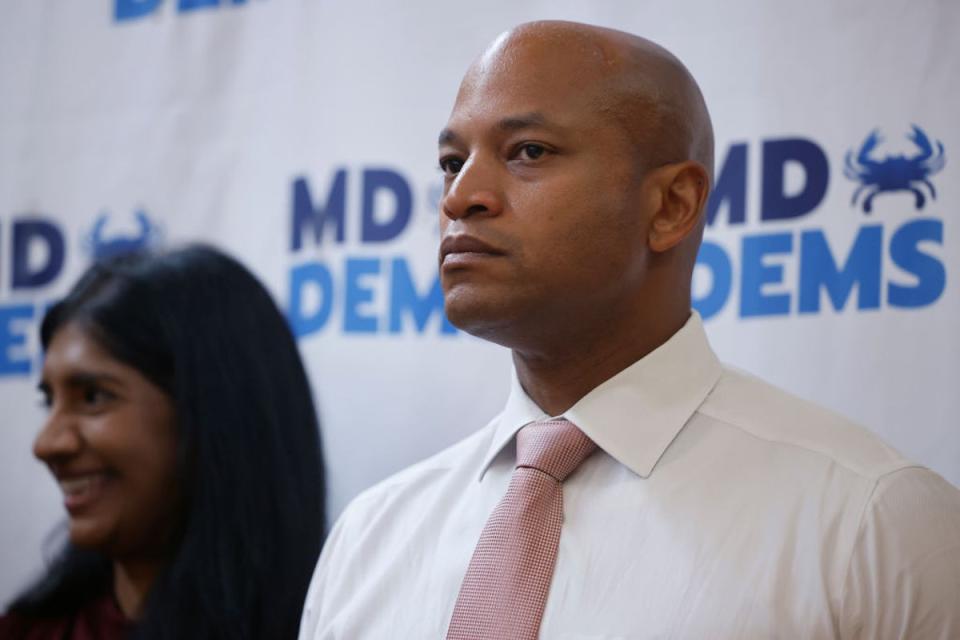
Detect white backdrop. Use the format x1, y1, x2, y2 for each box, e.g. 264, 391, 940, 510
1, 0, 957, 606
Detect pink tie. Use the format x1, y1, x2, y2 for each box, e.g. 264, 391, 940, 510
446, 419, 597, 640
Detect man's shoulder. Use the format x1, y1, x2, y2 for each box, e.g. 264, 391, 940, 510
337, 420, 496, 523
698, 365, 914, 481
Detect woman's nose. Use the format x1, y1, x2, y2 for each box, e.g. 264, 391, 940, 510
33, 410, 82, 464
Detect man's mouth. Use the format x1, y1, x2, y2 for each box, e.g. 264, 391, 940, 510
439, 234, 505, 267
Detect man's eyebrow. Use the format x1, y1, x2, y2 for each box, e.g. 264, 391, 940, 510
438, 112, 557, 147
438, 128, 460, 146
496, 112, 551, 132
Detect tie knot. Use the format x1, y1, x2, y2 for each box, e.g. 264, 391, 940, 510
515, 419, 597, 482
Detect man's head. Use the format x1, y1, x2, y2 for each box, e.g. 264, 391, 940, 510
437, 21, 713, 353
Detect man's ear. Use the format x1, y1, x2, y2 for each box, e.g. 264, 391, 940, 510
646, 161, 711, 252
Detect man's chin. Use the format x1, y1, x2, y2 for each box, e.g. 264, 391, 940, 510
443, 292, 534, 348
446, 289, 502, 328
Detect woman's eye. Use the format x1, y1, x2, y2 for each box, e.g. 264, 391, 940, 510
439, 157, 464, 176
82, 387, 112, 407
518, 144, 547, 161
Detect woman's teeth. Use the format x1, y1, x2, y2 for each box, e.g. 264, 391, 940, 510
59, 474, 105, 496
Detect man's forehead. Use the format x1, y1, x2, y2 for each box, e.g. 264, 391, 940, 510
442, 86, 608, 145
444, 25, 647, 130
465, 34, 612, 94
478, 21, 625, 70
446, 53, 612, 133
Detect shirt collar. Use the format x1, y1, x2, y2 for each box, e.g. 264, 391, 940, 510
479, 311, 722, 480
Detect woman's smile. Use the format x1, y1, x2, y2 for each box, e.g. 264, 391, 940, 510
57, 470, 111, 513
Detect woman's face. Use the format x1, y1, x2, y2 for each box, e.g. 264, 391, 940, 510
35, 323, 179, 558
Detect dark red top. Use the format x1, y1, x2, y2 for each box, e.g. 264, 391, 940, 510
0, 593, 131, 640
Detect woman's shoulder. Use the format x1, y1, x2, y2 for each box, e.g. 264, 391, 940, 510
0, 592, 130, 640
0, 610, 71, 640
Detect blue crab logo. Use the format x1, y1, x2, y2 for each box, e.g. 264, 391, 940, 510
83, 210, 163, 260
844, 125, 946, 214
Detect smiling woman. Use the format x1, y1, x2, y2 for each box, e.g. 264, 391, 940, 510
0, 246, 326, 640
35, 325, 179, 566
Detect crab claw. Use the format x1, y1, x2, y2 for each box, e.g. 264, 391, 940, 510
844, 150, 863, 180
89, 214, 108, 246
909, 124, 933, 160
135, 209, 152, 237
857, 129, 882, 165
91, 214, 108, 238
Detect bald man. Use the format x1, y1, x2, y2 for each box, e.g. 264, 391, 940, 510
299, 21, 960, 640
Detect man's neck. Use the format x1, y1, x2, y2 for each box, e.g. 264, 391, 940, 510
512, 310, 688, 416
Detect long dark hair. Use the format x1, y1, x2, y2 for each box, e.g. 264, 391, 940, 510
8, 245, 325, 640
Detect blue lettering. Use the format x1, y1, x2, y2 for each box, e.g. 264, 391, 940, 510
389, 259, 455, 334
115, 0, 161, 20
290, 172, 347, 250
761, 138, 829, 221
740, 233, 792, 317
13, 219, 65, 290
287, 263, 334, 338
798, 226, 882, 313
178, 0, 218, 10
343, 258, 379, 333
706, 143, 747, 226
693, 241, 732, 320
888, 219, 945, 308
361, 169, 412, 243
116, 0, 252, 19
0, 305, 35, 376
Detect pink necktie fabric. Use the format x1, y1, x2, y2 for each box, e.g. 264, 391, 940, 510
446, 419, 597, 640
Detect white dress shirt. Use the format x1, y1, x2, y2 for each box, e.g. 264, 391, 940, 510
299, 313, 960, 639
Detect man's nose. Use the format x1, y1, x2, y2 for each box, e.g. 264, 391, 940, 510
33, 410, 82, 464
441, 155, 505, 221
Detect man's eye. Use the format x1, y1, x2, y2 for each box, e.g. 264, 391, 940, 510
439, 156, 464, 176
517, 144, 546, 161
